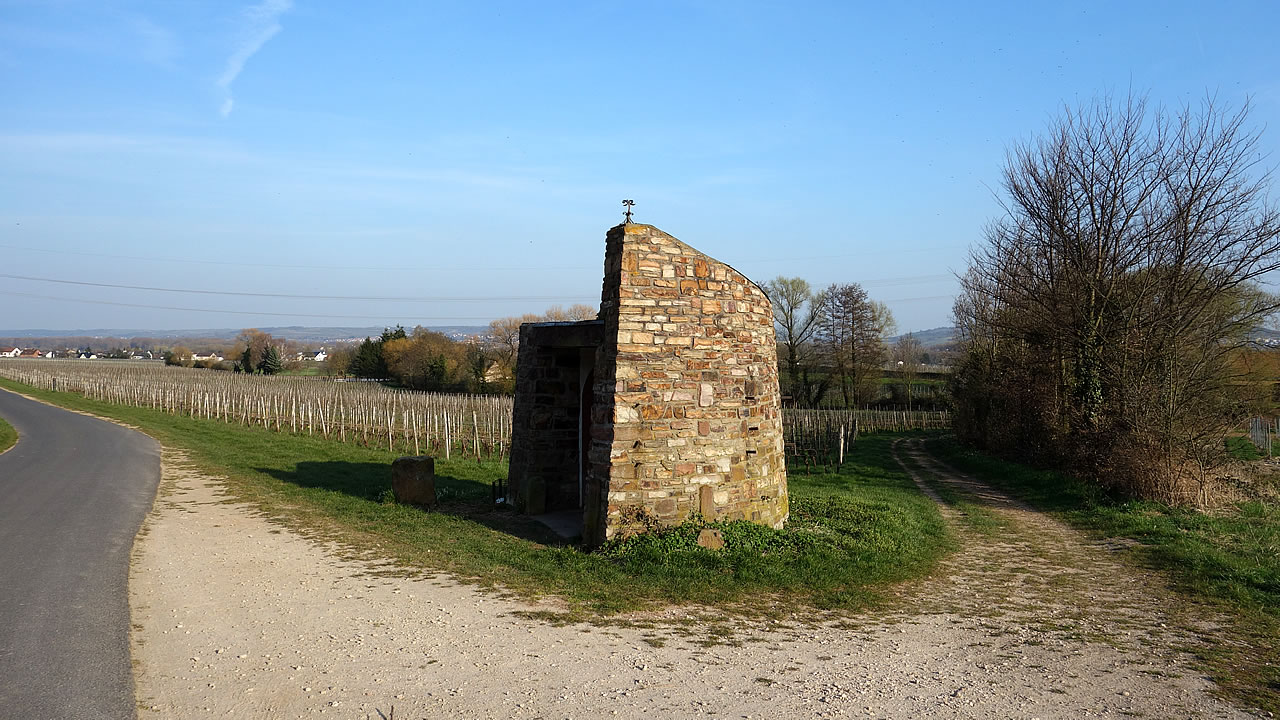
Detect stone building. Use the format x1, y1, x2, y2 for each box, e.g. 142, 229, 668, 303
507, 223, 788, 547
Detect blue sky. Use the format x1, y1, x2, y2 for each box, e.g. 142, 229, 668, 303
2, 1, 1278, 333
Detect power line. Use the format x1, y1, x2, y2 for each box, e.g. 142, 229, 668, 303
0, 290, 501, 322
0, 273, 596, 303
1, 286, 957, 321
861, 274, 954, 287
0, 243, 598, 273
882, 294, 957, 304
0, 242, 962, 280
739, 246, 958, 263
0, 268, 957, 309
1, 261, 953, 298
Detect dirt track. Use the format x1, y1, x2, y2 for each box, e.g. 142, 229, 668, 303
129, 442, 1253, 718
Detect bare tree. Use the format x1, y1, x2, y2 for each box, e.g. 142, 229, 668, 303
232, 328, 276, 373
487, 313, 541, 379
816, 283, 895, 407
763, 276, 825, 406
165, 345, 193, 368
542, 304, 598, 322
954, 93, 1280, 500
892, 333, 924, 410
322, 345, 355, 376
486, 304, 599, 386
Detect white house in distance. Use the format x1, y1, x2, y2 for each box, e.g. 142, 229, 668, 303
297, 349, 327, 362
0, 347, 19, 358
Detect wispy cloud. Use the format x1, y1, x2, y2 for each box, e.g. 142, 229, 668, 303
0, 15, 177, 67
130, 16, 178, 67
216, 0, 292, 117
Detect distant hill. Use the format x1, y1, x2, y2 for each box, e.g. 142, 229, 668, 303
1249, 327, 1280, 347
0, 325, 491, 349
889, 326, 955, 349
19, 322, 1274, 352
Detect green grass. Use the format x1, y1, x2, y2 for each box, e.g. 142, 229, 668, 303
279, 365, 325, 377
1225, 434, 1277, 460
595, 435, 954, 612
877, 376, 947, 386
893, 446, 1008, 536
0, 414, 16, 454
0, 377, 950, 618
930, 436, 1280, 712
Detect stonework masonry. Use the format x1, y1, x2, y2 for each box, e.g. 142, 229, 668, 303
508, 223, 788, 547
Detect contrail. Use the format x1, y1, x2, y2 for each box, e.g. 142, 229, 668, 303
216, 0, 293, 117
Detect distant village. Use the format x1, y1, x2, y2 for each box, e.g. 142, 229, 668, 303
0, 326, 489, 365
0, 345, 331, 362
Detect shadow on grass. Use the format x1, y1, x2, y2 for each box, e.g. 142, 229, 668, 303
253, 460, 569, 546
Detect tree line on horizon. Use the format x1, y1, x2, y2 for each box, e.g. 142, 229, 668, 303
151, 305, 599, 392
163, 292, 924, 407
327, 304, 599, 393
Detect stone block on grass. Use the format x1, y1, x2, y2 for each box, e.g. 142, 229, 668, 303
391, 456, 436, 507
696, 528, 725, 551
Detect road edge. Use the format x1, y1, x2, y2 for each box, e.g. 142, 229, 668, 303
0, 383, 168, 715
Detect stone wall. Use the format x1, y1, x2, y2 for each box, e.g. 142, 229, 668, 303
586, 223, 788, 544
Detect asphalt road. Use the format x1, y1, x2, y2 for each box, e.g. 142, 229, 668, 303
0, 388, 160, 719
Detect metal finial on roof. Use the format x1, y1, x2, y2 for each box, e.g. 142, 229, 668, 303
622, 199, 635, 224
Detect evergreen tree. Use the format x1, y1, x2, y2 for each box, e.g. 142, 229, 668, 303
380, 325, 407, 344
258, 345, 283, 375
425, 353, 448, 388
349, 338, 381, 378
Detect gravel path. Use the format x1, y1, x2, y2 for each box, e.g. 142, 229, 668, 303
129, 443, 1255, 718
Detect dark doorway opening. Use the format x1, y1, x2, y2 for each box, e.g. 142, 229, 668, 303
507, 320, 604, 541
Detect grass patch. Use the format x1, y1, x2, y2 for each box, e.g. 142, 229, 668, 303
947, 498, 1006, 535
279, 366, 325, 377
930, 436, 1280, 712
1225, 434, 1276, 461
0, 377, 950, 618
893, 444, 1008, 536
0, 414, 16, 454
598, 439, 954, 611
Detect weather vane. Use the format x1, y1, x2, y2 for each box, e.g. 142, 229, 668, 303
622, 199, 635, 224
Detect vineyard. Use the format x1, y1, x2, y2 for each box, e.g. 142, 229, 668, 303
782, 407, 951, 470
0, 359, 950, 462
0, 359, 512, 460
